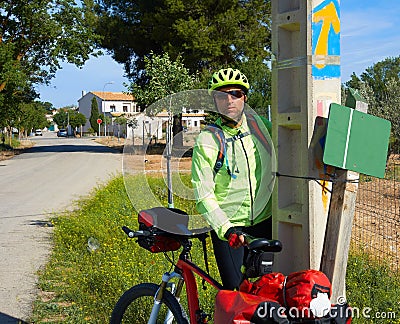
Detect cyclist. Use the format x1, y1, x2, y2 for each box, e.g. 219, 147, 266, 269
191, 68, 274, 290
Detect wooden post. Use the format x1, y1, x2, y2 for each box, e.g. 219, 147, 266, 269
320, 89, 368, 302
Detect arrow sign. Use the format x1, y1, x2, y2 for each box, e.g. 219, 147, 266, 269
312, 0, 340, 69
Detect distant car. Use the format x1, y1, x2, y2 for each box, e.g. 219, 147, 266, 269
57, 129, 67, 137
35, 129, 43, 136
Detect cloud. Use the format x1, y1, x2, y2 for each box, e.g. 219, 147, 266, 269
341, 1, 400, 80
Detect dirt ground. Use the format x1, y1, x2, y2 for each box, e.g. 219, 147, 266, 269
94, 136, 193, 172
0, 139, 33, 161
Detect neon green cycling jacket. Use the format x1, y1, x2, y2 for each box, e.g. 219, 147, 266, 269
191, 113, 274, 240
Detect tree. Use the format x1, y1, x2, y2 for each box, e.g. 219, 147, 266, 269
89, 97, 101, 133
128, 51, 197, 146
18, 101, 49, 135
344, 56, 400, 151
0, 0, 101, 95
382, 79, 400, 143
359, 56, 400, 104
41, 101, 55, 113
53, 108, 87, 132
0, 80, 38, 137
94, 0, 271, 80
69, 111, 87, 135
237, 58, 272, 118
53, 110, 69, 128
114, 116, 127, 138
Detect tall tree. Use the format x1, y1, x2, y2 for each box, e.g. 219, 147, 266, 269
0, 80, 37, 134
89, 97, 100, 133
94, 0, 271, 81
0, 0, 100, 95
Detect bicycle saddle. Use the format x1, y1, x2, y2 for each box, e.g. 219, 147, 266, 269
247, 238, 282, 253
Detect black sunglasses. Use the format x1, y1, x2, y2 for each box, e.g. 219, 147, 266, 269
214, 90, 246, 100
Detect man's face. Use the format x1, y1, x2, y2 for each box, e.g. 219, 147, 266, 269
213, 86, 247, 123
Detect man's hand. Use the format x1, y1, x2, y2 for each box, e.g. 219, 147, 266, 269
225, 228, 246, 249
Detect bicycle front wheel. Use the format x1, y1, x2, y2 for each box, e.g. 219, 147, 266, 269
110, 282, 188, 324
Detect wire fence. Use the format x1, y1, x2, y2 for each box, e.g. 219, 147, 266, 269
352, 145, 400, 270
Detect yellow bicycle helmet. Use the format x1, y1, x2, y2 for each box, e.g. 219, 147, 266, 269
208, 68, 250, 95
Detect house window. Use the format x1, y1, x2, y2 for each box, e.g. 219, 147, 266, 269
123, 105, 128, 112
110, 105, 116, 112
194, 121, 198, 127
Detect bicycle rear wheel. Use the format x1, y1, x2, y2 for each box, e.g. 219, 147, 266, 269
110, 282, 188, 324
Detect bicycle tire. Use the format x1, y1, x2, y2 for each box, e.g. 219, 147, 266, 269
110, 282, 189, 324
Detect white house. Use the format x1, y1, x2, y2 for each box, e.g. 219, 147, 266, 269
78, 91, 138, 134
78, 91, 206, 139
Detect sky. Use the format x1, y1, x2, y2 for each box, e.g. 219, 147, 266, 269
37, 0, 400, 108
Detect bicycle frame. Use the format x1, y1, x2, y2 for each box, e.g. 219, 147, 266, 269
176, 258, 223, 323
153, 247, 223, 324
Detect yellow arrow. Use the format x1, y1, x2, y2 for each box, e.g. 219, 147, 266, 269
313, 2, 340, 69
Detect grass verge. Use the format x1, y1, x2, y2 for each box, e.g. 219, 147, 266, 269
346, 251, 400, 323
31, 174, 219, 323
31, 174, 400, 323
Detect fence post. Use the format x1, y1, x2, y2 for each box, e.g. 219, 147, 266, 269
320, 89, 368, 302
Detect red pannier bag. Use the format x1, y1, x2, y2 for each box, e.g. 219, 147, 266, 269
136, 207, 189, 253
284, 270, 331, 319
214, 290, 289, 324
239, 272, 286, 305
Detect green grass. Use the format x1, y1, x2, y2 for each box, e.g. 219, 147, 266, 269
0, 135, 22, 151
31, 174, 400, 323
31, 174, 219, 323
345, 251, 400, 323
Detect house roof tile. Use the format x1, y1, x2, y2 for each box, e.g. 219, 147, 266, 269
92, 91, 135, 101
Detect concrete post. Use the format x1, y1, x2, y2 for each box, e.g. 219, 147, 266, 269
271, 0, 341, 274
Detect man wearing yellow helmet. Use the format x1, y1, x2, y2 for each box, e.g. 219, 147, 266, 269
191, 68, 274, 289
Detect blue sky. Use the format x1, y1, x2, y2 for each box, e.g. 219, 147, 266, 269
37, 0, 400, 108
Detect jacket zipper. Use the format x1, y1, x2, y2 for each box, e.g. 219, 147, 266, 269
239, 135, 254, 226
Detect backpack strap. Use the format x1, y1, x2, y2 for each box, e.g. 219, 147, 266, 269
204, 115, 271, 177
245, 112, 272, 156
204, 124, 226, 175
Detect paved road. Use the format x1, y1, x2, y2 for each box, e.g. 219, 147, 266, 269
0, 133, 122, 323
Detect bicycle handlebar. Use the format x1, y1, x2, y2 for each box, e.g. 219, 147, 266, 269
122, 226, 282, 253
122, 226, 151, 238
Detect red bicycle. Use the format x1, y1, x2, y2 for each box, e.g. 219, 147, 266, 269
109, 207, 282, 324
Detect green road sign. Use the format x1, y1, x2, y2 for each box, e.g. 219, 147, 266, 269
323, 103, 391, 178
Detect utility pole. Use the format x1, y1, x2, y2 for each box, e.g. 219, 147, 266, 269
271, 0, 341, 274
